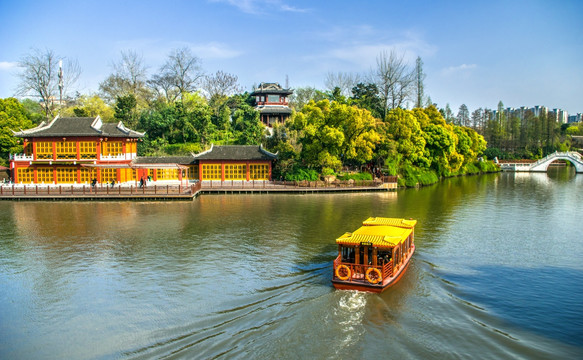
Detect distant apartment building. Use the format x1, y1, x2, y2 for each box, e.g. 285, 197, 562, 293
491, 105, 581, 125
568, 114, 583, 123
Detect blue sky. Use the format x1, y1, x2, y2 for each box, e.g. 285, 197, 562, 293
1, 0, 582, 114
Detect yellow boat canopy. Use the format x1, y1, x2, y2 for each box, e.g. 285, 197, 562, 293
336, 218, 416, 248
362, 217, 417, 228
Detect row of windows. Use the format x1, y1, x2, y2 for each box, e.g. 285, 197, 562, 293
250, 164, 269, 180
26, 141, 134, 160
201, 164, 269, 180
15, 164, 270, 183
202, 164, 221, 180
224, 164, 247, 180
80, 142, 97, 159
102, 142, 123, 156
157, 169, 180, 180
36, 142, 53, 159
16, 167, 96, 184
56, 142, 77, 160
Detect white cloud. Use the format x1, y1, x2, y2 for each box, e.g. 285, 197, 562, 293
209, 0, 308, 15
441, 63, 477, 76
307, 39, 437, 73
304, 26, 437, 74
0, 61, 19, 71
112, 39, 242, 66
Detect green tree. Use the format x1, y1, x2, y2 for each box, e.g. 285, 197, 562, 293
294, 100, 379, 171
288, 86, 327, 111
67, 95, 114, 121
114, 94, 138, 128
232, 104, 263, 145
0, 98, 35, 166
385, 108, 430, 168
350, 83, 383, 119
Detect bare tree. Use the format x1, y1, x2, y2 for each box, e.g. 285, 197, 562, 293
370, 50, 414, 118
201, 70, 242, 99
99, 50, 149, 103
324, 71, 361, 97
161, 47, 203, 101
16, 48, 81, 117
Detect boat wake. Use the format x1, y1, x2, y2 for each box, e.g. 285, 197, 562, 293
332, 291, 370, 356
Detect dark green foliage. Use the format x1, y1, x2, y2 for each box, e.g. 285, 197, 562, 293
400, 164, 439, 187
338, 172, 373, 181
284, 166, 319, 181
0, 98, 35, 166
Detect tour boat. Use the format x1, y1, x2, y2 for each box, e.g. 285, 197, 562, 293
332, 217, 417, 293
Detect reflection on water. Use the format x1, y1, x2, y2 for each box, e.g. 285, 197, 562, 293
1, 169, 582, 359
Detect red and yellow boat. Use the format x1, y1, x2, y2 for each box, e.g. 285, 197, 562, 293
332, 217, 417, 293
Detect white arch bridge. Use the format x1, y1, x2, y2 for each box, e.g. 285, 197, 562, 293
499, 151, 583, 173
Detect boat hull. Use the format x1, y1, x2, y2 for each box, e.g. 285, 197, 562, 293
332, 244, 414, 293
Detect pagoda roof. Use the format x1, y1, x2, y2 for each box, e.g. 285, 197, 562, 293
193, 144, 277, 161
255, 105, 293, 115
251, 82, 293, 96
12, 116, 144, 138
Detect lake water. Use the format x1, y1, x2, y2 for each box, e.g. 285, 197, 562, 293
1, 168, 582, 359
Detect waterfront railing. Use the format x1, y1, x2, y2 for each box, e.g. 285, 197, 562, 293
0, 182, 201, 197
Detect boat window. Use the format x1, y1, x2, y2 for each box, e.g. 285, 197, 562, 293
341, 247, 355, 263
378, 250, 392, 265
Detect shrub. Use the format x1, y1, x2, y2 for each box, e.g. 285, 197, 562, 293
400, 164, 438, 187
284, 167, 319, 181
338, 172, 373, 181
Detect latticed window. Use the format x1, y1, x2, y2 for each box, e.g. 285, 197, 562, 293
187, 165, 198, 180
56, 142, 77, 160
17, 168, 34, 183
56, 167, 76, 183
249, 164, 269, 180
102, 142, 123, 156
79, 142, 96, 159
79, 168, 96, 184
100, 168, 117, 183
224, 164, 246, 180
24, 143, 32, 156
36, 142, 53, 160
202, 164, 221, 180
37, 167, 53, 183
157, 169, 179, 180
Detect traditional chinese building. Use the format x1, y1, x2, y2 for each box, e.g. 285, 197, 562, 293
192, 144, 276, 181
9, 116, 277, 184
251, 82, 293, 127
10, 116, 144, 185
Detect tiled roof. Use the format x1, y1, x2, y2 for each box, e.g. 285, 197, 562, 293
133, 156, 195, 165
256, 105, 292, 114
193, 145, 277, 161
13, 116, 144, 138
251, 82, 293, 96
